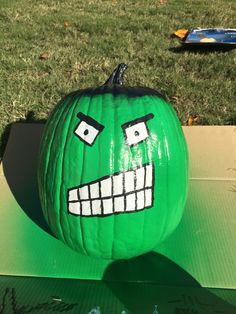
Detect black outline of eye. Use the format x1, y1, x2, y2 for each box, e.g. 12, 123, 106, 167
74, 112, 105, 146
121, 113, 154, 147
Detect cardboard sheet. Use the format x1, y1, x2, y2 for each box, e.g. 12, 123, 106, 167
158, 126, 236, 289
0, 124, 236, 290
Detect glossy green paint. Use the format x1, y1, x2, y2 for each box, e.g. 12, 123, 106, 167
38, 87, 188, 260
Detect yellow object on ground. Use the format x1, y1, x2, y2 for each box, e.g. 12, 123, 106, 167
173, 29, 189, 39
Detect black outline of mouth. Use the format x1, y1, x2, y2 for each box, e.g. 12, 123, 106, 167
68, 162, 154, 217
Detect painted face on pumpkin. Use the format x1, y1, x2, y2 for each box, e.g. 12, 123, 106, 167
38, 64, 188, 259
68, 112, 155, 217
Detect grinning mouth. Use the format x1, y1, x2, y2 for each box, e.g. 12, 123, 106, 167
68, 162, 154, 217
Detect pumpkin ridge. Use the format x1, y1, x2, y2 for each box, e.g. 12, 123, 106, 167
79, 93, 96, 256
95, 93, 104, 257
49, 94, 79, 242
40, 95, 73, 233
156, 98, 174, 242
140, 97, 156, 253
45, 93, 80, 241
162, 112, 170, 243
140, 96, 168, 246
110, 92, 117, 259
60, 95, 86, 252
38, 106, 60, 225
158, 98, 187, 241
133, 98, 146, 255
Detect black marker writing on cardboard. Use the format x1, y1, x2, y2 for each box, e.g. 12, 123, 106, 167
0, 288, 78, 314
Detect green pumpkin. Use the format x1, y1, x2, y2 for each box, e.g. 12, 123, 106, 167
38, 64, 188, 260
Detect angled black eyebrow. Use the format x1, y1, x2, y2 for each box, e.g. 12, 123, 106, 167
77, 112, 104, 131
121, 113, 154, 129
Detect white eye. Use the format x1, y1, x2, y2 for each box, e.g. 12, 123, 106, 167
122, 113, 154, 147
74, 112, 104, 146
74, 121, 99, 146
124, 122, 149, 146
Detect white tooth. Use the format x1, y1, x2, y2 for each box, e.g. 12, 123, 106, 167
135, 166, 145, 190
79, 186, 89, 200
125, 170, 135, 193
102, 198, 113, 215
69, 202, 81, 215
145, 164, 153, 188
81, 201, 92, 216
126, 193, 136, 211
101, 177, 112, 198
137, 190, 145, 210
69, 189, 78, 201
114, 196, 125, 212
92, 199, 102, 215
113, 172, 124, 196
90, 182, 99, 199
145, 189, 152, 207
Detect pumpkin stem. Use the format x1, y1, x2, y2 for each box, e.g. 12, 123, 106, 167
104, 63, 128, 86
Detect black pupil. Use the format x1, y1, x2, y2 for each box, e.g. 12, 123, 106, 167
84, 129, 89, 136
134, 130, 139, 136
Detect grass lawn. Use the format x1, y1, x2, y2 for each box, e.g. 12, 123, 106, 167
0, 0, 235, 157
